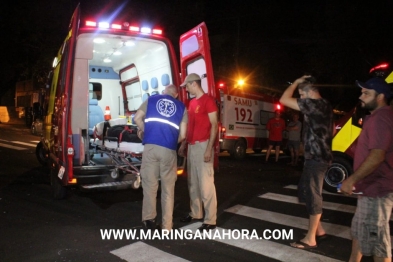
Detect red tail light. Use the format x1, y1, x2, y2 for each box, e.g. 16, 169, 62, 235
369, 63, 389, 73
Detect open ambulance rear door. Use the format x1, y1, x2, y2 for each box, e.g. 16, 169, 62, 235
179, 22, 220, 171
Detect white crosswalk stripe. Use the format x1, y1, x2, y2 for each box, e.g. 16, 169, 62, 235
110, 184, 385, 261
181, 223, 342, 262
0, 139, 37, 150
259, 192, 393, 221
225, 204, 351, 240
111, 241, 190, 262
284, 184, 340, 196
0, 142, 26, 150
11, 141, 37, 147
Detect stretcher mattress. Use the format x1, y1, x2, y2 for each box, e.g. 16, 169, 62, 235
92, 139, 144, 153
92, 119, 144, 153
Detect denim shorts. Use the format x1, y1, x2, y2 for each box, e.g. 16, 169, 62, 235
297, 159, 329, 215
351, 194, 393, 257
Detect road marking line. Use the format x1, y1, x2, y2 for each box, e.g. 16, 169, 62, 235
181, 223, 343, 262
0, 142, 26, 150
260, 192, 393, 221
11, 141, 36, 147
284, 184, 339, 196
226, 204, 351, 239
225, 204, 393, 245
111, 241, 190, 262
259, 192, 357, 213
259, 193, 393, 221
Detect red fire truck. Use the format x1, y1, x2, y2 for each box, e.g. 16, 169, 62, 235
323, 63, 393, 192
217, 85, 283, 159
35, 4, 219, 199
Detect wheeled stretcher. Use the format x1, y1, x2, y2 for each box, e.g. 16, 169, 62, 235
88, 118, 144, 189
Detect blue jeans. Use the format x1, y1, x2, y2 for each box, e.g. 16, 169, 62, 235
298, 159, 329, 215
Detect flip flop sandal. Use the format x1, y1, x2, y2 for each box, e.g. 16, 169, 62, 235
316, 234, 328, 243
290, 240, 317, 250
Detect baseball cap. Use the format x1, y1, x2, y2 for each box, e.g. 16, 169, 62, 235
180, 73, 201, 87
355, 77, 391, 99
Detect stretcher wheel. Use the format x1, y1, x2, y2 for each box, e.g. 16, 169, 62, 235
131, 177, 140, 189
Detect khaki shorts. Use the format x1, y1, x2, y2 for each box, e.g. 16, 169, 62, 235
351, 193, 393, 258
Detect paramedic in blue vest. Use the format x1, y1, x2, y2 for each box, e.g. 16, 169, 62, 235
134, 84, 187, 231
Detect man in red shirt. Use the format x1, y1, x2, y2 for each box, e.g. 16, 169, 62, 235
179, 73, 218, 231
265, 110, 286, 162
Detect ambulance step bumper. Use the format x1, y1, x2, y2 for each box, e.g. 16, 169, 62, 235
80, 180, 137, 190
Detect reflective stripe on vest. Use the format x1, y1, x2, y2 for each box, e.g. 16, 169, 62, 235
145, 117, 180, 130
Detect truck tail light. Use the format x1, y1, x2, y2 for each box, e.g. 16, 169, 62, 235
221, 127, 226, 137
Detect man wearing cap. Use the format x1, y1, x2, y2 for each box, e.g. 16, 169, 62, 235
178, 73, 218, 231
341, 78, 393, 261
134, 84, 187, 231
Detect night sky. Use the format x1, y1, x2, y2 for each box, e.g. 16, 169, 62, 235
1, 0, 393, 110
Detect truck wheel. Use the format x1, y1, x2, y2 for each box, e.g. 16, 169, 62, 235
230, 140, 246, 160
36, 142, 48, 166
50, 168, 67, 200
323, 156, 353, 193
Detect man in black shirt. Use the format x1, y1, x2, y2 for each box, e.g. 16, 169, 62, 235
280, 75, 333, 250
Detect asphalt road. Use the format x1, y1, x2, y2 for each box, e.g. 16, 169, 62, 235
0, 121, 376, 262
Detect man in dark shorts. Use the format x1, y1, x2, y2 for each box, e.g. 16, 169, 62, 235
341, 77, 393, 261
280, 75, 333, 250
265, 110, 286, 162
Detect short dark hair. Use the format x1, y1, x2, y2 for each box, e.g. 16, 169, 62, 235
298, 82, 319, 92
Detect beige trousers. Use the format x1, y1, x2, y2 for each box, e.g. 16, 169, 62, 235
141, 144, 177, 230
187, 141, 217, 225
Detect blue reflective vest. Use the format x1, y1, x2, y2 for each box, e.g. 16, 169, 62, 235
143, 95, 185, 150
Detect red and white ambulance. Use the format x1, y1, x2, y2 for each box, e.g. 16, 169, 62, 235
217, 86, 283, 159
36, 4, 219, 199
